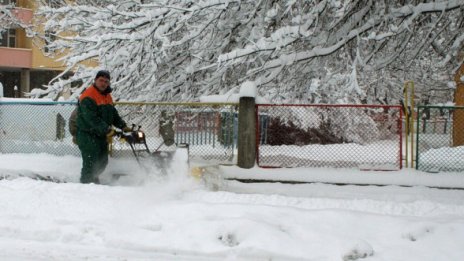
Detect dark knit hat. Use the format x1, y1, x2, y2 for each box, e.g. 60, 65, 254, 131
95, 70, 110, 80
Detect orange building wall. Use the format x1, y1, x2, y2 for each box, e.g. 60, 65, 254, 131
18, 1, 67, 70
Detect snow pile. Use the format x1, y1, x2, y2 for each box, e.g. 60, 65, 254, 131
239, 81, 257, 98
418, 145, 464, 172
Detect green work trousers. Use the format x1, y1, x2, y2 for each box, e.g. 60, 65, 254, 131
77, 131, 108, 184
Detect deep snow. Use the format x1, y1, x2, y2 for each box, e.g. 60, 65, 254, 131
1, 152, 464, 260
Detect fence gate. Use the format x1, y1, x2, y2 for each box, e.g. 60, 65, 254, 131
256, 104, 402, 170
416, 106, 464, 172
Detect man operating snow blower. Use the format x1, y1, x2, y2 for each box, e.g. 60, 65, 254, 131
76, 70, 132, 184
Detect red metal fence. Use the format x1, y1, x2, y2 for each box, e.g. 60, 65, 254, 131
256, 104, 402, 170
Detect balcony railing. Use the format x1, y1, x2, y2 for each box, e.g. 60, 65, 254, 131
0, 47, 32, 68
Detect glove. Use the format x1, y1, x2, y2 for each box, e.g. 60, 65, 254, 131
122, 126, 133, 132
106, 128, 115, 144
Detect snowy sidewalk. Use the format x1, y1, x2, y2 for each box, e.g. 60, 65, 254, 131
219, 165, 464, 189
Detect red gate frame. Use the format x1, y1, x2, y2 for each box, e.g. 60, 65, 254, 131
255, 104, 403, 170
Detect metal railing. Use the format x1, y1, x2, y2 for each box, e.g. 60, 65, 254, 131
416, 105, 464, 172
7, 100, 464, 172
0, 100, 79, 156
256, 104, 403, 170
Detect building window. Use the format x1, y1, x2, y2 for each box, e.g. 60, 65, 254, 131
0, 29, 16, 48
0, 32, 6, 47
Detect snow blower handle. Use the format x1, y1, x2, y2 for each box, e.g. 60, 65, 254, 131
114, 130, 133, 144
115, 126, 148, 146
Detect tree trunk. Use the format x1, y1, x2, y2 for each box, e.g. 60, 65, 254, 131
453, 62, 464, 147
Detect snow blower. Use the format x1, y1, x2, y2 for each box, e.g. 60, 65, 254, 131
109, 123, 190, 179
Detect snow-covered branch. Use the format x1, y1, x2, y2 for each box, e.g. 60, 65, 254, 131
0, 4, 33, 35
29, 0, 464, 106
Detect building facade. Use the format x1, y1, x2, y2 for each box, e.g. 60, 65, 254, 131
0, 0, 65, 98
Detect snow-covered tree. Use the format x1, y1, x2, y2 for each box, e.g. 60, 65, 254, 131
1, 4, 34, 44
31, 0, 464, 104
1, 4, 19, 35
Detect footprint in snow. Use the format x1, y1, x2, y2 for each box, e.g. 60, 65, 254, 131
402, 226, 433, 242
218, 232, 239, 247
342, 240, 374, 261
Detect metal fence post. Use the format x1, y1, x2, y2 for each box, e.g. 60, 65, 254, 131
415, 106, 421, 170
237, 97, 256, 168
403, 81, 415, 168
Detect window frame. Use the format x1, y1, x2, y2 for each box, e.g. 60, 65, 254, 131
0, 29, 16, 48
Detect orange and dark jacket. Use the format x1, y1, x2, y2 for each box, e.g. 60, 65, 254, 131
76, 85, 125, 137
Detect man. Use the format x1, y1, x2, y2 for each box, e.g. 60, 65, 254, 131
76, 70, 130, 184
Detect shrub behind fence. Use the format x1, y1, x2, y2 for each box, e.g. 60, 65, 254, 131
256, 104, 402, 170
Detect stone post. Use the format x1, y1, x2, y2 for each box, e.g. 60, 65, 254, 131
237, 96, 256, 168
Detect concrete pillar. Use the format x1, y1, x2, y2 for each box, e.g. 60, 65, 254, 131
20, 68, 30, 98
14, 85, 19, 98
237, 97, 256, 168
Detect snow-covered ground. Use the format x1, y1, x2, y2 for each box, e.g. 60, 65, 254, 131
1, 152, 464, 260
